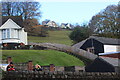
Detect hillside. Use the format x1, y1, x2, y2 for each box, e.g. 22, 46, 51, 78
2, 30, 85, 66
28, 30, 73, 45
2, 50, 84, 66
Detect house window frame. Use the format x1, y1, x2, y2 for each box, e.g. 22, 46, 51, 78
2, 29, 10, 39
2, 29, 6, 39
87, 47, 95, 53
7, 29, 10, 38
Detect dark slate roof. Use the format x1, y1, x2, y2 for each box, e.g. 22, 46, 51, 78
100, 56, 119, 67
89, 36, 120, 45
0, 16, 23, 27
85, 57, 116, 72
73, 40, 87, 48
42, 20, 51, 25
73, 36, 120, 48
61, 23, 68, 26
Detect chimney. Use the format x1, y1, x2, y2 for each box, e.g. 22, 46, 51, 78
28, 60, 33, 71
50, 64, 55, 72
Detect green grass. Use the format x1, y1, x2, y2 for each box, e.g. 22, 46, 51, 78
1, 30, 85, 66
2, 50, 84, 66
28, 30, 73, 45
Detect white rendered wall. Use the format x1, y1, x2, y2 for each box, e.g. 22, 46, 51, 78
11, 29, 14, 38
0, 28, 27, 45
0, 30, 2, 44
14, 29, 18, 38
19, 29, 27, 45
24, 32, 27, 45
10, 29, 18, 38
116, 46, 120, 51
104, 45, 120, 53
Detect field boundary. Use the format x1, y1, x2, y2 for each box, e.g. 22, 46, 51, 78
2, 71, 120, 80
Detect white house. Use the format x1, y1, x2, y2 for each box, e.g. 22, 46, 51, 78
0, 17, 27, 47
61, 23, 74, 29
42, 20, 58, 27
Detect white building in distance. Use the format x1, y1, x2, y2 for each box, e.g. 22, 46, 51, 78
42, 20, 58, 27
61, 23, 74, 29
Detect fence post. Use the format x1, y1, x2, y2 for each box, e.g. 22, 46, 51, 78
50, 64, 55, 72
7, 57, 12, 64
28, 60, 33, 71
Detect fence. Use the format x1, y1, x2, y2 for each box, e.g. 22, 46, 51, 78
2, 71, 120, 80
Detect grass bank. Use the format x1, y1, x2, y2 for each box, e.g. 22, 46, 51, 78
28, 30, 73, 45
2, 50, 84, 66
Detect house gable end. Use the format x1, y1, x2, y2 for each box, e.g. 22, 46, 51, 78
0, 19, 21, 29
80, 38, 104, 55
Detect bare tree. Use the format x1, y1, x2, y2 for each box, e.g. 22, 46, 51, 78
2, 1, 41, 20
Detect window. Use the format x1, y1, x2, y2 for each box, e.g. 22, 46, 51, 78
2, 29, 10, 39
87, 47, 95, 53
2, 29, 6, 39
14, 29, 18, 38
7, 29, 10, 38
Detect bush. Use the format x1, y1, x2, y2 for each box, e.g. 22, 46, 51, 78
69, 27, 91, 44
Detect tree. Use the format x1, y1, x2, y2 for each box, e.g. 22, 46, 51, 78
23, 18, 39, 32
89, 5, 120, 38
1, 1, 45, 36
2, 1, 41, 20
69, 25, 91, 44
31, 26, 48, 37
23, 18, 48, 37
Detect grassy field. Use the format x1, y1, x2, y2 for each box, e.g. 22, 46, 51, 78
2, 50, 84, 66
28, 30, 73, 45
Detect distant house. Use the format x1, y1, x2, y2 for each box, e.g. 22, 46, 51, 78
61, 23, 74, 29
61, 23, 68, 29
73, 36, 120, 55
85, 52, 120, 72
0, 16, 27, 48
42, 20, 58, 27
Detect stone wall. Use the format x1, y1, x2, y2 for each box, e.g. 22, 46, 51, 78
2, 71, 120, 80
